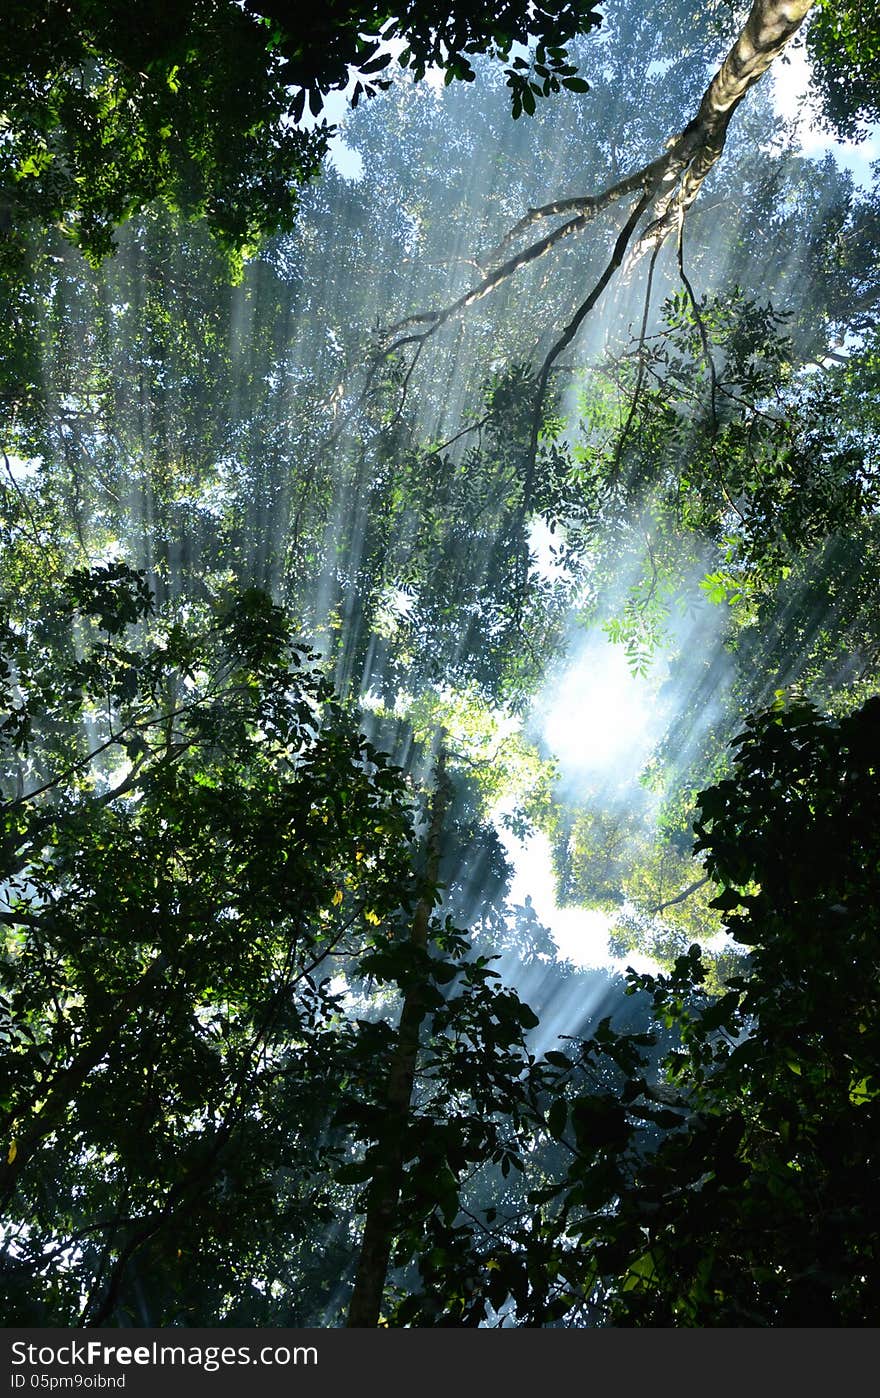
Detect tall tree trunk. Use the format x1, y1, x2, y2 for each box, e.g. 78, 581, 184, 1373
346, 747, 449, 1327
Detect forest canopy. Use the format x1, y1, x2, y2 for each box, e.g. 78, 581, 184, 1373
1, 0, 879, 1327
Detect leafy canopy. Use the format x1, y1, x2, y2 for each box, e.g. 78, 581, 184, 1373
0, 0, 602, 268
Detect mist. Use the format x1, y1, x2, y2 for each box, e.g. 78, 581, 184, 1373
3, 0, 878, 1330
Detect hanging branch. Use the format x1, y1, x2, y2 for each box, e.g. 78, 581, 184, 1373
512, 187, 659, 602
529, 191, 659, 443
676, 214, 719, 436
609, 235, 665, 486
676, 214, 749, 525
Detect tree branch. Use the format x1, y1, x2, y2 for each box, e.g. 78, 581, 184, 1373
648, 874, 711, 916
631, 0, 816, 263
381, 1, 816, 358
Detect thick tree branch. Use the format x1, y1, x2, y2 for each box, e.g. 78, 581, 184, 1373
632, 0, 816, 261
477, 152, 674, 268
381, 1, 816, 353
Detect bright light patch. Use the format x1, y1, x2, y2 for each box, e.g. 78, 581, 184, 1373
3, 453, 42, 480
500, 824, 657, 973
537, 633, 666, 789
772, 39, 879, 190
327, 135, 364, 181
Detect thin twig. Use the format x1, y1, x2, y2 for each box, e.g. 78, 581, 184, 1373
676, 216, 748, 526
677, 214, 718, 436
514, 187, 661, 607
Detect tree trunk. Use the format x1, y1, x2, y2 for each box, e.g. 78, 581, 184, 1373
346, 747, 449, 1327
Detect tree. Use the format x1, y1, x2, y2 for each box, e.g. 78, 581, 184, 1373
807, 0, 880, 140
341, 0, 877, 692
0, 566, 410, 1320
366, 0, 878, 609
379, 0, 817, 370
4, 1, 875, 1012
1, 565, 557, 1324
371, 694, 880, 1327
346, 749, 450, 1326
4, 0, 880, 1327
0, 0, 602, 269
497, 695, 880, 1325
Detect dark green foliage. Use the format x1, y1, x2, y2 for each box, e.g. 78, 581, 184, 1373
528, 697, 880, 1325
2, 0, 880, 1332
0, 568, 557, 1324
0, 0, 602, 268
0, 568, 418, 1321
376, 696, 880, 1327
0, 2, 325, 270
807, 0, 880, 140
245, 1, 603, 115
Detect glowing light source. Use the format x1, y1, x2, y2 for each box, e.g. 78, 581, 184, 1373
538, 634, 666, 788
